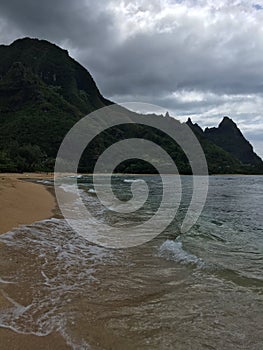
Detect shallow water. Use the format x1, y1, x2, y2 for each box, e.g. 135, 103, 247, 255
0, 175, 262, 349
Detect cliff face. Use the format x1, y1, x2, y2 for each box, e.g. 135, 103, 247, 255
0, 38, 262, 174
204, 117, 262, 166
0, 37, 111, 113
0, 38, 113, 171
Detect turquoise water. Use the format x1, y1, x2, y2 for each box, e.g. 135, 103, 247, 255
0, 175, 262, 349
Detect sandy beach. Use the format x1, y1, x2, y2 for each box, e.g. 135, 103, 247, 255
0, 173, 56, 234
0, 173, 71, 349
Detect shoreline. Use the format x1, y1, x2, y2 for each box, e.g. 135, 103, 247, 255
0, 173, 71, 349
0, 171, 261, 236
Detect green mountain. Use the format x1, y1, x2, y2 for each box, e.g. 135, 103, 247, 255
0, 37, 262, 174
204, 116, 262, 166
0, 38, 112, 172
186, 117, 263, 173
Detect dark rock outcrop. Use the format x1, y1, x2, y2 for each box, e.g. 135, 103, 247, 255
204, 116, 262, 165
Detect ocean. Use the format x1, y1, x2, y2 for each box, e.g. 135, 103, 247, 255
0, 175, 262, 349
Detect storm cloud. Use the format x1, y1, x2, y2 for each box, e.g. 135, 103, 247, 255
0, 0, 262, 156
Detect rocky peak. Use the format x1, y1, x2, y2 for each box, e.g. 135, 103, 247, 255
186, 117, 203, 135
204, 117, 262, 165
218, 116, 241, 133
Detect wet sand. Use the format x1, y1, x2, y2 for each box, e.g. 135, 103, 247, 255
0, 173, 70, 349
0, 329, 71, 350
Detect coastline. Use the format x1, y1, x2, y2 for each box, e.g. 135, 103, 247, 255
0, 173, 262, 349
0, 173, 72, 349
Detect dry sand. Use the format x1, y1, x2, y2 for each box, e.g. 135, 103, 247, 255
0, 173, 56, 234
0, 173, 71, 349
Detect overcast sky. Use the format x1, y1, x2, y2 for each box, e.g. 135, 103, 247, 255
0, 0, 262, 157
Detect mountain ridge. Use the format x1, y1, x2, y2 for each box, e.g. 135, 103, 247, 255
186, 116, 262, 166
0, 37, 262, 174
204, 116, 262, 165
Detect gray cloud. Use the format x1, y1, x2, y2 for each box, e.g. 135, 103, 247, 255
0, 0, 262, 156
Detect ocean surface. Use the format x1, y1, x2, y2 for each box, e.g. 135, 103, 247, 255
0, 175, 262, 349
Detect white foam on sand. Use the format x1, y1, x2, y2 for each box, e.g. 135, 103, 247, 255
0, 218, 114, 349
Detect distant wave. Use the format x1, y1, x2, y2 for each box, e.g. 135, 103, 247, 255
123, 179, 144, 183
36, 180, 53, 185
158, 239, 204, 268
60, 183, 78, 194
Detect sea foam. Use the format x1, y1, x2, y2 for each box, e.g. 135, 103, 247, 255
158, 239, 204, 268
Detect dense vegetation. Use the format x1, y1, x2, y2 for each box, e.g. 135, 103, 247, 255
0, 38, 262, 174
